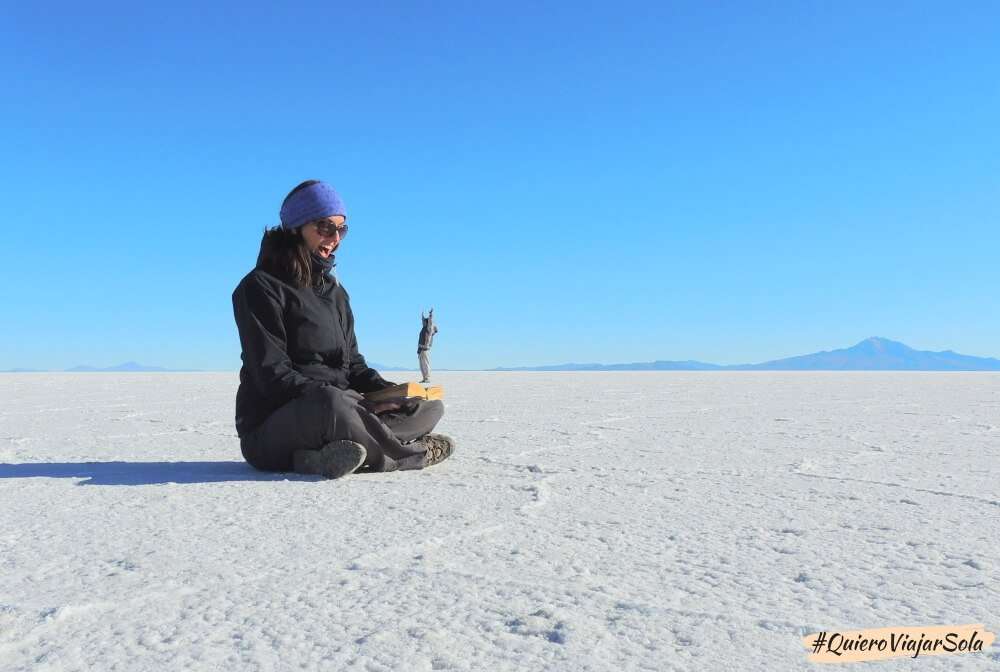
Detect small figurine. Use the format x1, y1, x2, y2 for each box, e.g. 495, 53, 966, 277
417, 308, 439, 383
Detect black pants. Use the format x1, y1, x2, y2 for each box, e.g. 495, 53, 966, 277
240, 385, 444, 473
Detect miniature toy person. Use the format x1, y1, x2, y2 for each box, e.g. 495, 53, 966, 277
418, 309, 439, 383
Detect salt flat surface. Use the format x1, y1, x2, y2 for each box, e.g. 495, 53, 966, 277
1, 372, 998, 671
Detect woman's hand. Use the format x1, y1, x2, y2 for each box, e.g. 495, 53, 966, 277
342, 387, 416, 416
333, 388, 391, 412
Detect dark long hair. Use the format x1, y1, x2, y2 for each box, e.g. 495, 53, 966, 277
257, 180, 320, 289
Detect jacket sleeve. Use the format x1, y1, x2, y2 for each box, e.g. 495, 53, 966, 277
344, 295, 397, 393
232, 273, 328, 403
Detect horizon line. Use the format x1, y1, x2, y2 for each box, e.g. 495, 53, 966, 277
6, 337, 1000, 373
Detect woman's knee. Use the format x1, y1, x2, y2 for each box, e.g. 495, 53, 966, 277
419, 399, 445, 429
379, 399, 444, 443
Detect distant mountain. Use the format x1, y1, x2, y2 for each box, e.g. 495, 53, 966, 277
367, 362, 418, 371
494, 360, 721, 372
495, 338, 1000, 372
732, 337, 1000, 371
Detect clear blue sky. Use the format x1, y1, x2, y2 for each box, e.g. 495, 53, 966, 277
2, 2, 998, 370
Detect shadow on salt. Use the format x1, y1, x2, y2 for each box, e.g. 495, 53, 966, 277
0, 461, 288, 485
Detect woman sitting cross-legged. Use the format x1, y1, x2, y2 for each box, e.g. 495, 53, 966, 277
232, 179, 454, 478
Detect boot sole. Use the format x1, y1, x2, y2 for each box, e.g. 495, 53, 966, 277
423, 433, 455, 467
292, 441, 367, 479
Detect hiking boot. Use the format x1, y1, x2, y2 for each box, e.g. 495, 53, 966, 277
419, 433, 455, 467
292, 440, 367, 479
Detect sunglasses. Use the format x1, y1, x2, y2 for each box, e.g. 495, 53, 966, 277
313, 220, 349, 238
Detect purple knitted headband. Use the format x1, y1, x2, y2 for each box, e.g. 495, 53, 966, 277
279, 181, 346, 231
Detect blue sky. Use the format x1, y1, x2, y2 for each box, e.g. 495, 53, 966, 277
2, 2, 998, 370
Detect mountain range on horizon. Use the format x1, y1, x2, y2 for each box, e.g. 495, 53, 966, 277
3, 338, 1000, 373
492, 337, 1000, 372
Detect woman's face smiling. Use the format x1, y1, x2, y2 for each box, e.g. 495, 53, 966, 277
301, 215, 346, 258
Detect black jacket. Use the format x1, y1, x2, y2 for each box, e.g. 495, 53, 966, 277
232, 234, 395, 437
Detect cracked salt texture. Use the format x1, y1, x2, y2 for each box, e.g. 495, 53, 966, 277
1, 371, 998, 670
